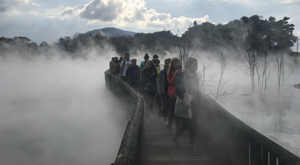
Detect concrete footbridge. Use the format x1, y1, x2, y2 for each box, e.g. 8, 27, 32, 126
105, 70, 300, 165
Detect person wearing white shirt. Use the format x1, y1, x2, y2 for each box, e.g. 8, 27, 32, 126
119, 53, 131, 81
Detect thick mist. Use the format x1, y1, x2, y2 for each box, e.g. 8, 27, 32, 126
188, 51, 300, 157
141, 49, 300, 156
135, 49, 300, 156
0, 53, 127, 165
1, 44, 299, 163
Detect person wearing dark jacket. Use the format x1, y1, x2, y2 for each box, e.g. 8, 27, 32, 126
158, 58, 171, 126
126, 59, 140, 91
109, 57, 117, 75
140, 53, 149, 70
141, 60, 158, 116
173, 57, 201, 154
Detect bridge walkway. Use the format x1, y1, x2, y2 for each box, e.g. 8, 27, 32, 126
142, 110, 213, 165
106, 70, 300, 165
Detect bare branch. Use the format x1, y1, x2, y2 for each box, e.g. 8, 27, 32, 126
220, 78, 231, 93
237, 64, 250, 76
266, 70, 271, 81
283, 71, 293, 84
190, 45, 199, 57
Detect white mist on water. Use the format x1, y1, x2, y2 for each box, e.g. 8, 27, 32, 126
190, 53, 300, 157
0, 53, 127, 165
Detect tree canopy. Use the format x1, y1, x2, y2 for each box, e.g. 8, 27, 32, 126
0, 15, 297, 58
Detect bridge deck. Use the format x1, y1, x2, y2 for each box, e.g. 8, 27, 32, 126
142, 111, 213, 165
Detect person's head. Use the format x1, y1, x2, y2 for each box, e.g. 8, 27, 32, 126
125, 53, 130, 60
167, 57, 180, 77
119, 57, 123, 62
186, 57, 198, 72
145, 60, 157, 77
153, 54, 159, 59
131, 59, 137, 66
169, 57, 180, 70
144, 54, 149, 61
111, 57, 114, 61
146, 60, 154, 69
152, 58, 160, 67
164, 58, 171, 69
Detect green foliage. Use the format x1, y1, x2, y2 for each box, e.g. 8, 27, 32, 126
0, 36, 40, 56
0, 15, 297, 58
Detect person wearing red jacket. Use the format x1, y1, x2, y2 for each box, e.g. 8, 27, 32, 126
166, 57, 181, 134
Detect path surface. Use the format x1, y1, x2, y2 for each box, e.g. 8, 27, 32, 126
142, 111, 213, 165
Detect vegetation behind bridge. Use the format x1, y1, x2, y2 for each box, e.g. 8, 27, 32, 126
0, 15, 298, 59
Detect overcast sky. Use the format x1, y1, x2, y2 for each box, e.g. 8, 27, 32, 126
0, 0, 299, 45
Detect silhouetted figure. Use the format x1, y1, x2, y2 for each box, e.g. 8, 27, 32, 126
167, 57, 181, 134
141, 60, 157, 117
158, 58, 171, 126
109, 57, 117, 75
173, 57, 201, 154
126, 59, 140, 91
153, 58, 162, 116
153, 54, 159, 60
140, 53, 149, 70
116, 57, 123, 75
119, 53, 131, 81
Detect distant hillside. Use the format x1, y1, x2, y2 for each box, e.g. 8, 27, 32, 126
86, 27, 136, 38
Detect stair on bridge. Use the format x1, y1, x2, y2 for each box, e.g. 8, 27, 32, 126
142, 112, 212, 165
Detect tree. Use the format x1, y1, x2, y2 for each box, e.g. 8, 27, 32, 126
215, 53, 230, 99
178, 30, 196, 68
237, 15, 267, 95
266, 17, 297, 94
40, 41, 49, 47
13, 36, 31, 46
58, 36, 72, 52
193, 20, 198, 27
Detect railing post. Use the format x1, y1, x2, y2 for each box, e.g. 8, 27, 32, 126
277, 158, 285, 165
250, 140, 261, 165
269, 152, 276, 165
261, 147, 268, 165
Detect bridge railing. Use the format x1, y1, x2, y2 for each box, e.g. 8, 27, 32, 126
199, 94, 300, 165
105, 70, 144, 165
105, 69, 300, 165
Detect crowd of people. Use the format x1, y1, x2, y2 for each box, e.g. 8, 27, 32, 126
109, 53, 202, 154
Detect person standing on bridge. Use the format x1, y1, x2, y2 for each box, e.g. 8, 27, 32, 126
158, 58, 171, 126
140, 53, 149, 70
167, 57, 181, 134
173, 57, 201, 154
125, 59, 140, 91
109, 57, 117, 75
141, 60, 158, 116
119, 53, 131, 81
152, 58, 163, 116
116, 57, 123, 76
152, 54, 159, 60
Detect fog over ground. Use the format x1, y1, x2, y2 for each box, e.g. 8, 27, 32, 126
142, 51, 300, 157
191, 52, 300, 157
0, 53, 128, 164
1, 47, 299, 164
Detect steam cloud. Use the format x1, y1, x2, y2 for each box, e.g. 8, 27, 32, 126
1, 41, 300, 164
0, 53, 128, 165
